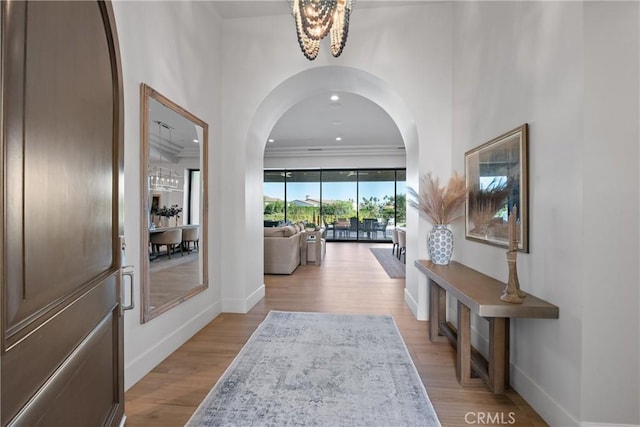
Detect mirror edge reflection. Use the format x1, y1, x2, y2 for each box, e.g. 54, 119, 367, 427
140, 83, 209, 323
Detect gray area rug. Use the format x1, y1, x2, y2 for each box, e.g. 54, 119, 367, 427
370, 247, 406, 278
186, 311, 440, 427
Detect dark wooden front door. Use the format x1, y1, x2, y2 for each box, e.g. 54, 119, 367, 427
1, 1, 124, 425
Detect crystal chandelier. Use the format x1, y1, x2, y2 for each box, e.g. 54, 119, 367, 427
149, 120, 181, 191
149, 165, 180, 191
291, 0, 353, 60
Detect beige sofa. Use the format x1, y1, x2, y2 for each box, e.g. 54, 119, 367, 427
264, 222, 306, 274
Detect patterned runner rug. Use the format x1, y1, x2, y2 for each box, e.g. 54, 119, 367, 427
186, 311, 440, 426
370, 247, 406, 278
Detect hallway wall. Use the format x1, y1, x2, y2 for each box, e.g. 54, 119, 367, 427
113, 1, 223, 389
451, 1, 639, 425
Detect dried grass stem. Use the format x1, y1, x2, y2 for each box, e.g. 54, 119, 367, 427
408, 172, 467, 224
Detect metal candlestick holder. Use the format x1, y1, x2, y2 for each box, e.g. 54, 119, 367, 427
501, 206, 526, 304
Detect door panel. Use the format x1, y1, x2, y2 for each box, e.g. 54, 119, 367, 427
1, 1, 124, 426
2, 276, 118, 423
6, 0, 114, 335
9, 309, 119, 426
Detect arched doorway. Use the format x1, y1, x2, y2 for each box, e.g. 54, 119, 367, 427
242, 65, 424, 318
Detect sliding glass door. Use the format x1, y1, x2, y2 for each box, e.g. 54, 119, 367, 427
321, 170, 357, 240
264, 168, 406, 242
263, 171, 285, 226
358, 170, 396, 241
286, 171, 321, 225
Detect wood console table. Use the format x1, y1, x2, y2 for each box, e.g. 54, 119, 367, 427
415, 260, 559, 394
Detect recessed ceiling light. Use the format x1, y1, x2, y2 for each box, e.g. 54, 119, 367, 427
268, 138, 274, 143
193, 139, 199, 143
336, 137, 342, 141
330, 94, 340, 101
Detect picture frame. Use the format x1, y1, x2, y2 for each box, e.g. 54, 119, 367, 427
465, 124, 529, 252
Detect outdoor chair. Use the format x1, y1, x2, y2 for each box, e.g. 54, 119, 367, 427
349, 217, 359, 239
363, 219, 376, 239
376, 219, 389, 239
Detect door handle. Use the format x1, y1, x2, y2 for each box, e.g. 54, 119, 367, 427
121, 265, 135, 312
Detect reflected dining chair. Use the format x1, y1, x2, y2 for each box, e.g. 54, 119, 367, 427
181, 226, 199, 253
150, 229, 183, 259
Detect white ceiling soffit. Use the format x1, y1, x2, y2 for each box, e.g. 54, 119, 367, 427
265, 92, 405, 158
211, 1, 423, 20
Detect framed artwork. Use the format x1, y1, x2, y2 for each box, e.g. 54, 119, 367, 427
465, 124, 529, 252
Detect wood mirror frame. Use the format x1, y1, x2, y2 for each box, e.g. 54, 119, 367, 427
464, 124, 529, 252
140, 83, 208, 323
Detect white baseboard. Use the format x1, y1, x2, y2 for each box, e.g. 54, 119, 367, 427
124, 300, 221, 390
511, 362, 579, 427
221, 284, 265, 313
247, 284, 265, 310
404, 288, 418, 318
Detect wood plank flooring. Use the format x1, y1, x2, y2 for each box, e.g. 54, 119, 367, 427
150, 254, 199, 309
125, 243, 548, 426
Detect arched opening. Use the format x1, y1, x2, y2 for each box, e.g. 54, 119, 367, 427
243, 65, 423, 317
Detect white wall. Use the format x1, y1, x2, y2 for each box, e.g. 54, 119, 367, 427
582, 2, 639, 425
112, 0, 223, 389
220, 3, 454, 319
452, 1, 639, 425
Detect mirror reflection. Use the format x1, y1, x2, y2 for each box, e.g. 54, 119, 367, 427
141, 84, 208, 323
464, 124, 528, 252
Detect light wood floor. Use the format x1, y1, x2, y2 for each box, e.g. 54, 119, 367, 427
125, 243, 548, 426
150, 253, 200, 309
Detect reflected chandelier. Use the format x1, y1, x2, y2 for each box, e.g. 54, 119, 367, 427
291, 0, 353, 60
149, 120, 181, 191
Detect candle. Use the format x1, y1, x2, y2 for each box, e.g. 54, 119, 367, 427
508, 205, 518, 250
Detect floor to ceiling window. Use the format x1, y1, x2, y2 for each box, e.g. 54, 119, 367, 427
263, 168, 406, 242
263, 171, 286, 226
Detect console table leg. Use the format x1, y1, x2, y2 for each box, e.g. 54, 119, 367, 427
429, 279, 448, 343
456, 301, 476, 386
489, 317, 510, 394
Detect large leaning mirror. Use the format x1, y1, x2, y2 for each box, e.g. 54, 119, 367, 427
140, 83, 208, 323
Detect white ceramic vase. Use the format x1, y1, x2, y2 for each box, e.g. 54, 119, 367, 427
427, 224, 453, 265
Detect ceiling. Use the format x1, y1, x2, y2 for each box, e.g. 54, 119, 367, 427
266, 92, 404, 157
211, 1, 421, 20
148, 97, 201, 162
212, 1, 415, 158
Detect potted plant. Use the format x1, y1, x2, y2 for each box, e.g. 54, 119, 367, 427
407, 172, 467, 265
156, 204, 183, 227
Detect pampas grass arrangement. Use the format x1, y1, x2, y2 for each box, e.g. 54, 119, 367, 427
407, 172, 467, 224
467, 178, 511, 231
